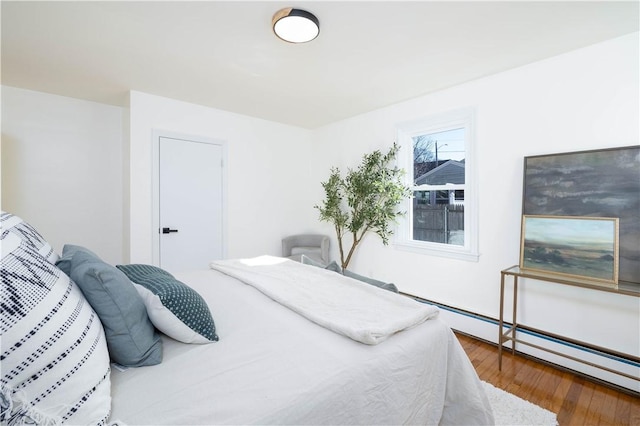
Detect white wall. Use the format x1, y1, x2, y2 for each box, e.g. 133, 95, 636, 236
1, 86, 124, 264
310, 33, 640, 358
0, 87, 316, 265
128, 91, 315, 264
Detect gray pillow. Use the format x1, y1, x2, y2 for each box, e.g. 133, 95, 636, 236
300, 254, 326, 268
343, 269, 399, 293
301, 254, 341, 272
325, 261, 342, 273
70, 250, 162, 367
301, 254, 398, 292
56, 244, 100, 276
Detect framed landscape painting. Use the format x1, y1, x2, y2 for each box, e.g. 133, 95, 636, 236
520, 215, 619, 284
522, 146, 640, 284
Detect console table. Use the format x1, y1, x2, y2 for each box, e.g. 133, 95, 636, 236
499, 265, 640, 382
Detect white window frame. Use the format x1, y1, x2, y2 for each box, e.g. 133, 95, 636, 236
394, 107, 479, 261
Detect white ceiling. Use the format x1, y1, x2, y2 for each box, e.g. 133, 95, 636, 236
2, 1, 638, 129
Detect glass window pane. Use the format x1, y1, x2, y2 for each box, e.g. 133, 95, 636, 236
413, 203, 465, 246
413, 190, 431, 205
413, 127, 465, 185
412, 127, 465, 246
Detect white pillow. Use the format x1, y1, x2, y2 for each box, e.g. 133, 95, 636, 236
116, 264, 219, 344
0, 232, 111, 425
0, 211, 59, 263
134, 284, 214, 344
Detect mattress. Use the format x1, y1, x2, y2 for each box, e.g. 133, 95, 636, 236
108, 267, 494, 425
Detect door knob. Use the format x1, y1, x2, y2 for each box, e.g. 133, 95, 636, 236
161, 227, 179, 234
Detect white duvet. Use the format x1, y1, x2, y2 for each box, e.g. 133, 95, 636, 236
109, 265, 494, 425
210, 256, 439, 345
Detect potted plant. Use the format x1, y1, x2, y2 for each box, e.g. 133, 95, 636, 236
315, 143, 411, 270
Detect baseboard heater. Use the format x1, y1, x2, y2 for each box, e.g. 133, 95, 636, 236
402, 292, 640, 395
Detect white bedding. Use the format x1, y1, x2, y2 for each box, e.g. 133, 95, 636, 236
210, 256, 439, 345
109, 267, 494, 425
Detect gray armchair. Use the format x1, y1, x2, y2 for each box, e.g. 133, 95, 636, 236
282, 234, 330, 265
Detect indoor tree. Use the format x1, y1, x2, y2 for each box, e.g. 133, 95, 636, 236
315, 143, 411, 270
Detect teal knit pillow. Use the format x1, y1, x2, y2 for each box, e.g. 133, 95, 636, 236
117, 265, 219, 344
114, 263, 172, 282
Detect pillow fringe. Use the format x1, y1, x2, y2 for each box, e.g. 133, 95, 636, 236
1, 385, 63, 426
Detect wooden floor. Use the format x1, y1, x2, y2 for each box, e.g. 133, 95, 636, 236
455, 332, 640, 426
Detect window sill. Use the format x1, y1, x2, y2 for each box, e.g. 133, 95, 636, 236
393, 240, 479, 262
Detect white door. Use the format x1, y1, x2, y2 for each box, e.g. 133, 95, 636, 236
158, 136, 224, 273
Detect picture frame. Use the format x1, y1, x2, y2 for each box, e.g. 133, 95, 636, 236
522, 145, 640, 284
520, 215, 619, 284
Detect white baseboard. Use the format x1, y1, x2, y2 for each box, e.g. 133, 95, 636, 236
414, 297, 640, 394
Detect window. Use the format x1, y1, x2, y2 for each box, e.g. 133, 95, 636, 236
395, 108, 478, 261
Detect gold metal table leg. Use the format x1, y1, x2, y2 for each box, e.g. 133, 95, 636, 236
498, 272, 505, 370
512, 276, 518, 355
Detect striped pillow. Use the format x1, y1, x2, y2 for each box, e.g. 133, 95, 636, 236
1, 232, 111, 425
0, 211, 59, 264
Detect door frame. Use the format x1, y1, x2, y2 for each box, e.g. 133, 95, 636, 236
151, 129, 228, 267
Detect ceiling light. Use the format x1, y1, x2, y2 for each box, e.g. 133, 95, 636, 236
272, 8, 320, 43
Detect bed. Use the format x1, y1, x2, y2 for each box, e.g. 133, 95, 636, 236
1, 211, 494, 425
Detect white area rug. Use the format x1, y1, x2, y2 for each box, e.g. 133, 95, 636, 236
484, 381, 559, 426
